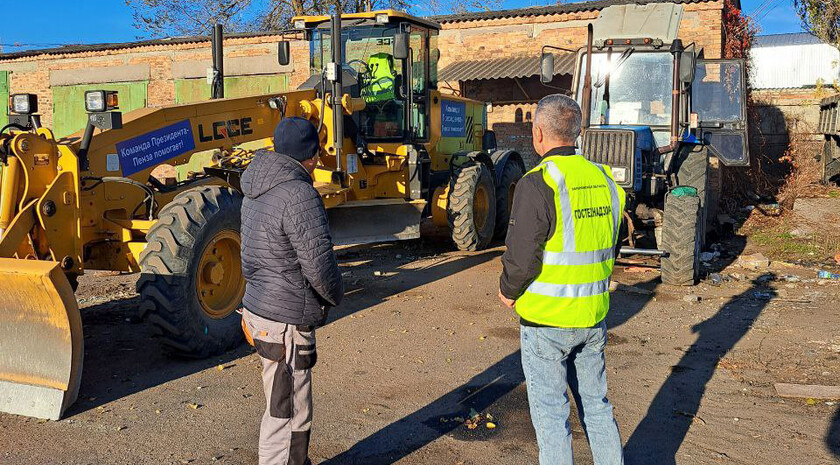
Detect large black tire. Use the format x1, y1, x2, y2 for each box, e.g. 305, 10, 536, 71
448, 162, 497, 251
660, 192, 701, 286
494, 160, 525, 239
675, 146, 711, 247
137, 185, 245, 357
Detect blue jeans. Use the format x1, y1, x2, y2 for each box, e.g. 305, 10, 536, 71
521, 321, 624, 465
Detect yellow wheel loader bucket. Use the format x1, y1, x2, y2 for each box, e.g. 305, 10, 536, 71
0, 259, 82, 420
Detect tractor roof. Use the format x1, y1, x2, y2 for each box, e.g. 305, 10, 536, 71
292, 10, 441, 31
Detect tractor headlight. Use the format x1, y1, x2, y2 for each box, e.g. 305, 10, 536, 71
293, 19, 306, 29
611, 167, 628, 183
375, 13, 389, 24
85, 90, 119, 113
10, 94, 38, 114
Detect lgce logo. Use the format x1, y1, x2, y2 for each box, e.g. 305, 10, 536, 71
198, 117, 254, 142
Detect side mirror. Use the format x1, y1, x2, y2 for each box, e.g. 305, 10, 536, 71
540, 52, 555, 84
278, 41, 291, 66
393, 33, 409, 60
679, 49, 696, 84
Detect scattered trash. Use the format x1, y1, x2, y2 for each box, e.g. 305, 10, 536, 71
373, 271, 385, 277
699, 251, 719, 262
707, 273, 723, 286
116, 425, 127, 431
752, 291, 772, 300
216, 363, 235, 371
674, 410, 706, 425
817, 270, 840, 280
187, 403, 202, 409
682, 294, 701, 303
737, 253, 770, 270
774, 383, 840, 399
781, 275, 801, 283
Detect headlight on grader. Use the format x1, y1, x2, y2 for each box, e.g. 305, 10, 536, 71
293, 19, 306, 29
611, 166, 628, 183
10, 94, 38, 115
84, 90, 119, 113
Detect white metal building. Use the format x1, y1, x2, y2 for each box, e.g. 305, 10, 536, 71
751, 32, 840, 89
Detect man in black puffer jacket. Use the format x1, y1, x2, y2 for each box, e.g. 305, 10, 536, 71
240, 117, 343, 465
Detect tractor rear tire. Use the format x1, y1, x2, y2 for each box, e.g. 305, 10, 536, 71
494, 160, 525, 240
660, 192, 701, 286
138, 185, 245, 358
449, 162, 497, 251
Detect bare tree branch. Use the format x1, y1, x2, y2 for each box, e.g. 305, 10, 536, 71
793, 0, 840, 47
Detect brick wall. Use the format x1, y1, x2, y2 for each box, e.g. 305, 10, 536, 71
0, 35, 309, 129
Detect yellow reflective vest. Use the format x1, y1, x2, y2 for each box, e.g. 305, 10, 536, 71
515, 154, 626, 327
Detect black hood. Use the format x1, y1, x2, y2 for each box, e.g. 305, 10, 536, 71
240, 149, 312, 199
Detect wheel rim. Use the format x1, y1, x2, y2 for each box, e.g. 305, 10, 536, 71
474, 184, 490, 230
196, 230, 245, 319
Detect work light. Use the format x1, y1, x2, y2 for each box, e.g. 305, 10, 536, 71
611, 167, 628, 184
85, 91, 120, 113
10, 94, 38, 115
375, 13, 389, 24
293, 19, 306, 29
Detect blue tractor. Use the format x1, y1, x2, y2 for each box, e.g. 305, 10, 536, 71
540, 3, 749, 285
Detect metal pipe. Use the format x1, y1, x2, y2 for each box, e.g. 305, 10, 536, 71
330, 12, 344, 179
580, 23, 594, 132
212, 24, 224, 99
0, 156, 21, 236
77, 120, 96, 171
669, 39, 683, 148
619, 247, 667, 256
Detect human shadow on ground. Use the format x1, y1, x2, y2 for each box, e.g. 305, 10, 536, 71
623, 273, 775, 464
828, 407, 840, 457
68, 241, 500, 416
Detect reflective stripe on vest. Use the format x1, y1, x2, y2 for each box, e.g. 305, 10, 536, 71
516, 155, 626, 328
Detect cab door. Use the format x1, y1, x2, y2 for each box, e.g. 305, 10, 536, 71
691, 59, 749, 166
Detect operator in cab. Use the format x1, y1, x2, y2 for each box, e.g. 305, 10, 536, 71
498, 95, 626, 465
240, 117, 344, 465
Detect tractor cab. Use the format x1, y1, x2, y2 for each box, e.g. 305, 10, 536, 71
292, 10, 440, 142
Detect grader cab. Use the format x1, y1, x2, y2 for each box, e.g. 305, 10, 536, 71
0, 10, 524, 420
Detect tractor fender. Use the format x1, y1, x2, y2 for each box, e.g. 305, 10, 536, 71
489, 150, 525, 186
452, 151, 496, 181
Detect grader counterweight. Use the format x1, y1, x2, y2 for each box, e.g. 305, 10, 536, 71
0, 10, 524, 420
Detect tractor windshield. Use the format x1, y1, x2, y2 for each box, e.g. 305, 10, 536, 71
577, 51, 674, 128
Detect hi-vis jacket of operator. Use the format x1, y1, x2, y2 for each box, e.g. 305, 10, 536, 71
500, 146, 626, 327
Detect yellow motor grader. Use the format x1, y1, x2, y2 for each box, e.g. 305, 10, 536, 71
0, 10, 524, 420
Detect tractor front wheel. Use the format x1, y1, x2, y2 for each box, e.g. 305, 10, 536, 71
448, 162, 497, 251
138, 185, 245, 357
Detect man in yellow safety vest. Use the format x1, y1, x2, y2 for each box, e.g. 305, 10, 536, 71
499, 94, 626, 465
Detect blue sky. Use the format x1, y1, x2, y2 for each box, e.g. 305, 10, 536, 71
0, 0, 805, 53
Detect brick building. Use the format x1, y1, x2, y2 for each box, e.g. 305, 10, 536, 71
0, 0, 731, 165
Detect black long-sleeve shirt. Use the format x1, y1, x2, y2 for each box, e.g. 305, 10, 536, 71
499, 146, 577, 300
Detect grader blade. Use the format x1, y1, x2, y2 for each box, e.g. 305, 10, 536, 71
328, 200, 425, 246
0, 259, 82, 420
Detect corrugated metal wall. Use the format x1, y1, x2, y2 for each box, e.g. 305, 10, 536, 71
751, 43, 840, 89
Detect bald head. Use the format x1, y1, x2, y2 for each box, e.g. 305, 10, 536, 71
531, 94, 582, 156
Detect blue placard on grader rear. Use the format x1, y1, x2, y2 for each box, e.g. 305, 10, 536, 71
441, 100, 466, 138
115, 120, 196, 176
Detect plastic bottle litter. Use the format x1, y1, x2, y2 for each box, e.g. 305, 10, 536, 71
817, 270, 840, 280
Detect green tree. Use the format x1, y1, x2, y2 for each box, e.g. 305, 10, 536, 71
793, 0, 840, 46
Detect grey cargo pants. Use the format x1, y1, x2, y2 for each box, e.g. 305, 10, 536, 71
242, 308, 316, 465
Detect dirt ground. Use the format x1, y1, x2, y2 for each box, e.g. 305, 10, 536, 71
1, 229, 840, 464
